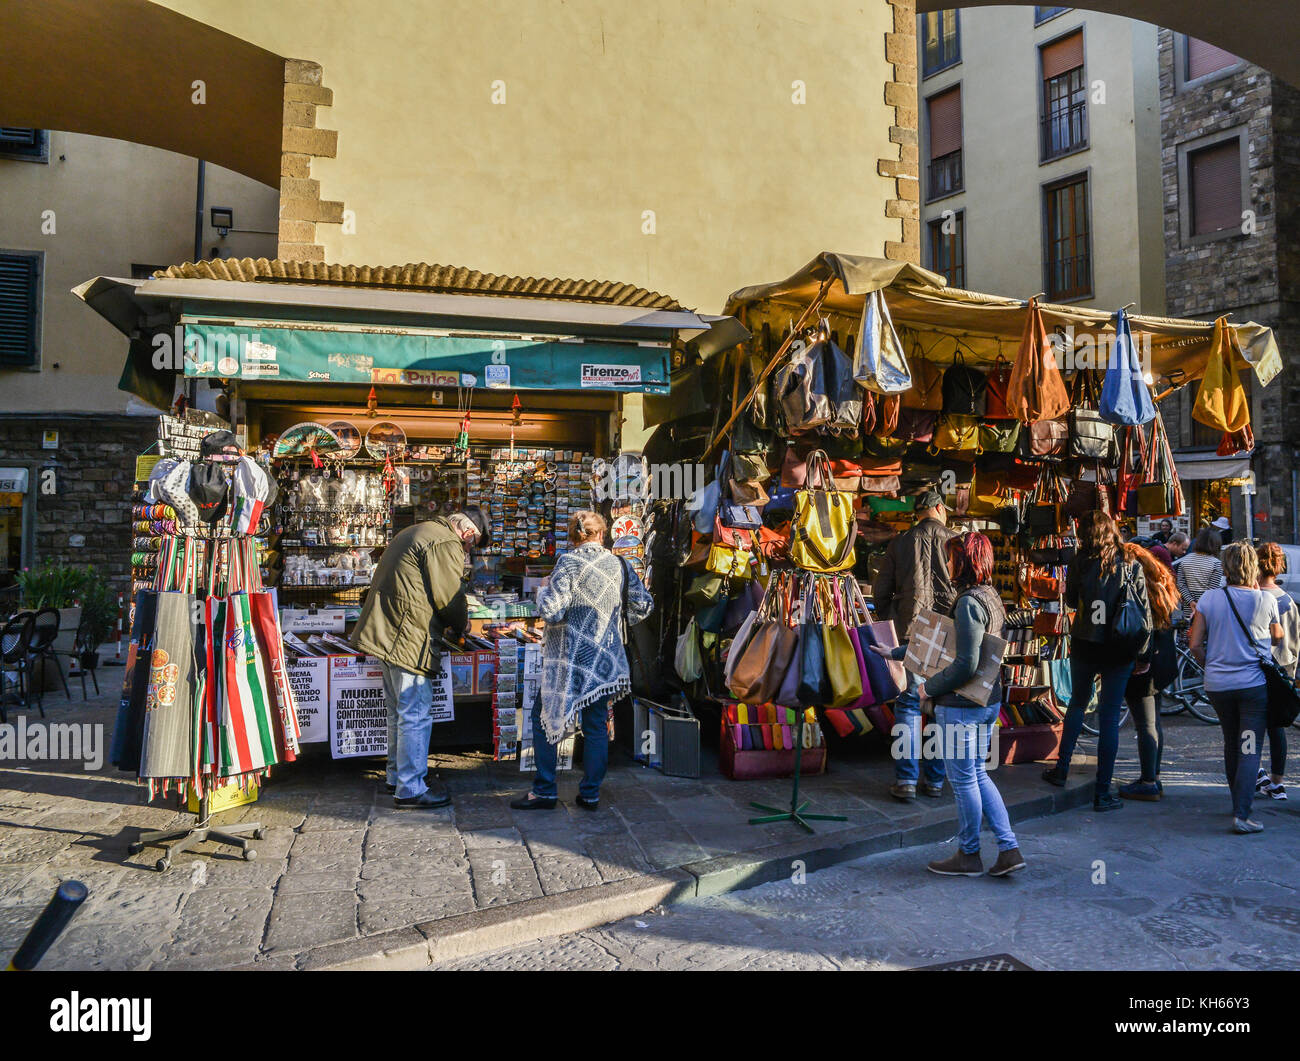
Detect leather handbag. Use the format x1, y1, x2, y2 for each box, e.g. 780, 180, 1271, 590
731, 451, 770, 482
1025, 470, 1069, 537
790, 450, 857, 573
719, 499, 763, 529
773, 619, 804, 707
861, 434, 907, 460
930, 413, 982, 453
706, 543, 753, 579
978, 420, 1021, 454
854, 289, 913, 394
776, 332, 834, 435
985, 355, 1014, 419
1018, 418, 1069, 460
820, 328, 864, 437
714, 515, 754, 550
1134, 413, 1184, 517
1067, 371, 1118, 464
728, 578, 785, 701
685, 573, 727, 609
942, 347, 987, 417
756, 524, 791, 562
730, 478, 770, 506
796, 584, 832, 706
1100, 307, 1156, 427
1007, 297, 1071, 423
900, 357, 944, 411
780, 443, 808, 488
896, 407, 939, 443
860, 475, 901, 496
875, 393, 901, 437
823, 583, 864, 708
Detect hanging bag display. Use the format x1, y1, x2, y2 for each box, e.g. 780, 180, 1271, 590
823, 580, 864, 709
1007, 298, 1072, 424
1024, 469, 1069, 538
1134, 413, 1184, 517
796, 582, 833, 706
900, 357, 944, 411
942, 346, 988, 417
929, 413, 982, 454
726, 588, 777, 701
790, 449, 857, 573
820, 326, 864, 437
1100, 307, 1156, 426
1067, 370, 1119, 463
985, 354, 1014, 419
853, 289, 913, 394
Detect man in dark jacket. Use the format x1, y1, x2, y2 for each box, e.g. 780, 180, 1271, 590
872, 489, 956, 801
352, 508, 487, 808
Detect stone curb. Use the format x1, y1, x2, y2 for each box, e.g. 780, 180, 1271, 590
297, 775, 1093, 970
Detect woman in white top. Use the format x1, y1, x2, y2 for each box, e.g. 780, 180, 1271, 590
1189, 541, 1283, 834
1255, 543, 1299, 800
1177, 527, 1225, 613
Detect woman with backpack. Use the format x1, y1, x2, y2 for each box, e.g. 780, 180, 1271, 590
1043, 511, 1152, 811
1188, 541, 1283, 833
1117, 542, 1180, 802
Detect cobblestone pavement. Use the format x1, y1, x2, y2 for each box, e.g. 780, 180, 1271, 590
436, 715, 1300, 970
0, 680, 1222, 970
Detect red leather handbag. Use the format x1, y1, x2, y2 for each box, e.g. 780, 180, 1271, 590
985, 355, 1014, 419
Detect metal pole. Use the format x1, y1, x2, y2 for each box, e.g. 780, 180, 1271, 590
194, 159, 205, 263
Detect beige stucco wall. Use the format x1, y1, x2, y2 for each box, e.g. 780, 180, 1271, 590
159, 0, 902, 313
920, 6, 1165, 314
0, 132, 276, 414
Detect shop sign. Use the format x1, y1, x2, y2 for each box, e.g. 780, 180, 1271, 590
581, 363, 641, 388
0, 467, 29, 494
484, 364, 511, 388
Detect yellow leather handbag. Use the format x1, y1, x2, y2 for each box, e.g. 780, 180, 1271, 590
929, 413, 982, 454
789, 450, 857, 573
706, 543, 753, 579
822, 581, 864, 708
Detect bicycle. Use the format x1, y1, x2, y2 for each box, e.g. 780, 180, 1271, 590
1160, 621, 1218, 724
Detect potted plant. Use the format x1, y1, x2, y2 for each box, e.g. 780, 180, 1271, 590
14, 561, 116, 692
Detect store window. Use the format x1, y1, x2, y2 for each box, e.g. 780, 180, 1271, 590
1035, 6, 1071, 24
925, 86, 963, 201
0, 127, 47, 162
1176, 35, 1242, 88
0, 251, 42, 368
920, 10, 960, 78
928, 211, 965, 288
1043, 174, 1091, 301
1040, 30, 1087, 162
1176, 130, 1248, 245
0, 466, 30, 589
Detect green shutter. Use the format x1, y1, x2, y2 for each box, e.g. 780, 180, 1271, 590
0, 254, 40, 367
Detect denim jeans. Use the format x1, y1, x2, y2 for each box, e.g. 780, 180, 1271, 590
1209, 683, 1269, 819
1057, 640, 1136, 796
894, 671, 945, 788
382, 663, 432, 800
936, 703, 1017, 855
530, 694, 612, 802
1126, 668, 1164, 783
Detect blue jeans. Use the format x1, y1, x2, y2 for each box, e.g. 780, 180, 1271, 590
894, 671, 945, 788
936, 703, 1018, 855
1057, 641, 1135, 796
383, 663, 432, 800
1209, 683, 1268, 819
531, 694, 611, 802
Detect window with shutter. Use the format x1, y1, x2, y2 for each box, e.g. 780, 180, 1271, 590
1186, 37, 1239, 81
0, 253, 41, 368
1189, 139, 1243, 236
1035, 7, 1071, 24
0, 128, 47, 161
1043, 175, 1091, 301
927, 212, 965, 289
926, 87, 963, 200
1040, 31, 1087, 160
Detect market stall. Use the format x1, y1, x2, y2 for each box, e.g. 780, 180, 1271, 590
658, 251, 1282, 770
76, 260, 743, 788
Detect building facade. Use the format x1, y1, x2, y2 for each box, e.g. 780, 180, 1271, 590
916, 5, 1165, 313
1157, 28, 1300, 543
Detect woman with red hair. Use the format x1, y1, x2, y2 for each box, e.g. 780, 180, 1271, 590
1118, 542, 1180, 801
914, 531, 1025, 877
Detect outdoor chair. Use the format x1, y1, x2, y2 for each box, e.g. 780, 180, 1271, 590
24, 607, 67, 712
67, 616, 101, 700
0, 611, 36, 723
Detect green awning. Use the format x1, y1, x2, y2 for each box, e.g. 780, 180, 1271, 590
182, 323, 669, 393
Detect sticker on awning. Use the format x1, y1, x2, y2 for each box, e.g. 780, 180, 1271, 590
581, 364, 642, 388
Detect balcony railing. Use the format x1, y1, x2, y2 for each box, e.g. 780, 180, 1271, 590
1041, 98, 1088, 160
926, 150, 964, 200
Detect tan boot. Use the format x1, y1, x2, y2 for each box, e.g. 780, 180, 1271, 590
927, 850, 984, 876
988, 847, 1026, 876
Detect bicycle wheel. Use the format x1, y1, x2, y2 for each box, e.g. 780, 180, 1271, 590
1080, 703, 1130, 736
1172, 650, 1217, 724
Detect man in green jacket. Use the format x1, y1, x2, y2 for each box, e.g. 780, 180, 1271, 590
352, 508, 488, 808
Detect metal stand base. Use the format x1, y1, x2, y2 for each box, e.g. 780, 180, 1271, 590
747, 716, 848, 834
128, 795, 263, 872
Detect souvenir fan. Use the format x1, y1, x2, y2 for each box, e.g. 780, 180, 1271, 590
366, 420, 407, 459
273, 422, 343, 463
326, 420, 362, 459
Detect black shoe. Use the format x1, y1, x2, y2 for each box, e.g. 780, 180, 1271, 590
1042, 767, 1067, 788
510, 794, 557, 810
574, 796, 599, 811
393, 791, 452, 809
1093, 792, 1124, 813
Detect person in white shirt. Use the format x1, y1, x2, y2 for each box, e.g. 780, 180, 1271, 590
1255, 543, 1299, 801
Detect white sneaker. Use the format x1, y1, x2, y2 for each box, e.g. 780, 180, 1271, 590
1263, 781, 1288, 801
1233, 817, 1264, 834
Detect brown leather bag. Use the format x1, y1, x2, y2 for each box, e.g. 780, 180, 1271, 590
900, 358, 944, 411
1007, 299, 1071, 424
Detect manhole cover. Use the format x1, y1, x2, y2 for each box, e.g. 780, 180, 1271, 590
912, 953, 1034, 971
